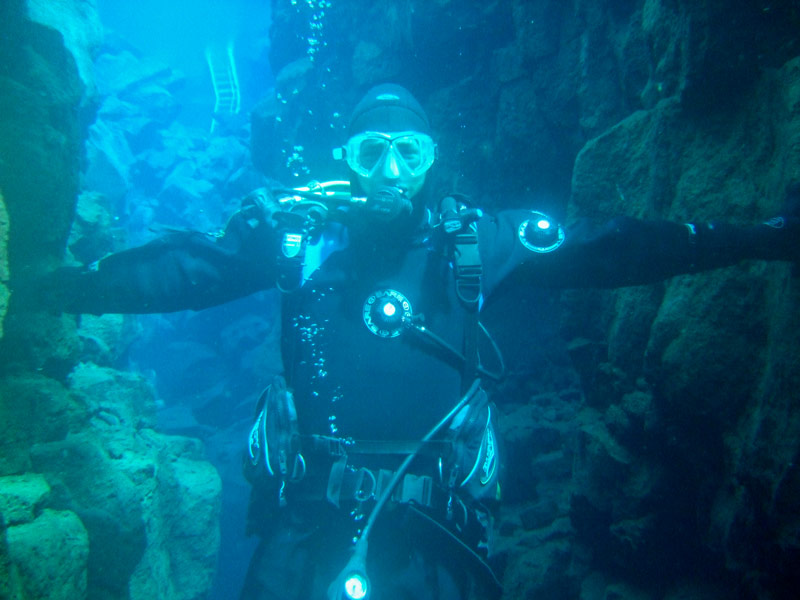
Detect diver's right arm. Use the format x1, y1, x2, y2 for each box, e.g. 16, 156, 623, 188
44, 190, 280, 315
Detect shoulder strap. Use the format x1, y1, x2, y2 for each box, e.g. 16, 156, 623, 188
444, 197, 484, 392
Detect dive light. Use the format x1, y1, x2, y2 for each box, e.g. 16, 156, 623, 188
328, 539, 370, 600
326, 380, 482, 600
362, 289, 413, 338
517, 211, 565, 253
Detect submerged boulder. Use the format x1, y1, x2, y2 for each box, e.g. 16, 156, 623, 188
0, 192, 8, 339
4, 508, 89, 600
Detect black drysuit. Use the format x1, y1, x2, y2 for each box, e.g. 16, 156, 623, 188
53, 190, 797, 599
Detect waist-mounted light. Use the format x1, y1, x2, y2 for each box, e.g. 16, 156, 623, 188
343, 571, 369, 600
328, 541, 370, 600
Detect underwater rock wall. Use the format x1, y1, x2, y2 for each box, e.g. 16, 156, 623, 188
0, 193, 8, 339
566, 52, 800, 600
0, 2, 222, 599
263, 1, 800, 599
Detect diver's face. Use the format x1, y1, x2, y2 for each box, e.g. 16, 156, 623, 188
356, 156, 427, 199
345, 131, 436, 200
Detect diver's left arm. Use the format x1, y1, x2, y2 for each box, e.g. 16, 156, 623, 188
481, 185, 800, 292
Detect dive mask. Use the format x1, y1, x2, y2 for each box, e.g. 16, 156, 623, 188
337, 131, 436, 178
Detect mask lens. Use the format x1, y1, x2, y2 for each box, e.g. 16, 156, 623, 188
393, 136, 423, 170
357, 137, 389, 172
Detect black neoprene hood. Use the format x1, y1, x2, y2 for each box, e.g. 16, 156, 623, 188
348, 84, 431, 136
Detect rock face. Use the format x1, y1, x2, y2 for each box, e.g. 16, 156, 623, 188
0, 2, 222, 599
0, 366, 222, 600
0, 193, 8, 339
567, 57, 800, 599
261, 1, 800, 599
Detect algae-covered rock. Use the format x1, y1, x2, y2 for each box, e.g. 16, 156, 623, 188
5, 508, 89, 600
0, 356, 222, 600
567, 51, 800, 597
645, 268, 770, 420
29, 425, 220, 600
129, 436, 222, 600
0, 374, 85, 475
0, 473, 50, 526
30, 434, 148, 597
502, 537, 574, 599
0, 311, 82, 376
26, 0, 103, 97
76, 312, 136, 366
0, 2, 87, 278
67, 190, 120, 265
1, 360, 221, 599
0, 191, 8, 340
68, 361, 157, 430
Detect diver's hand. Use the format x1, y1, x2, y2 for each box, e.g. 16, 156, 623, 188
762, 181, 800, 262
365, 186, 412, 221
777, 181, 800, 219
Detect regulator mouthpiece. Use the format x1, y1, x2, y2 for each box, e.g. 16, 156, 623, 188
368, 186, 412, 221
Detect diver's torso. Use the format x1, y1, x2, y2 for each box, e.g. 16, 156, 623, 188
280, 228, 469, 442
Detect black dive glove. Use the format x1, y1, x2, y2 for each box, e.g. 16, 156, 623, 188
689, 182, 800, 269
749, 181, 800, 262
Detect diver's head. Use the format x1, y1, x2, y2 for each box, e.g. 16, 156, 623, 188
338, 84, 436, 201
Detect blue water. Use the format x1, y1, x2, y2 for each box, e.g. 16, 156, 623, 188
97, 0, 273, 128
95, 2, 275, 596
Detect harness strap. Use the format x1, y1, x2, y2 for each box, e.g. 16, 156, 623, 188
305, 434, 451, 458
453, 230, 483, 391
453, 232, 482, 305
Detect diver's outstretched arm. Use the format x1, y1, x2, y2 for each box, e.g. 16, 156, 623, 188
482, 182, 800, 293
30, 191, 281, 315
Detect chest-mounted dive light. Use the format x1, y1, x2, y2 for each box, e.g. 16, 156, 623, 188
518, 211, 565, 253
362, 289, 413, 338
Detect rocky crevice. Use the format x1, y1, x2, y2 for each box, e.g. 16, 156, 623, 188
0, 2, 222, 599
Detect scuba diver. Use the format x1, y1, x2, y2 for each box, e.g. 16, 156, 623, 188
39, 84, 800, 599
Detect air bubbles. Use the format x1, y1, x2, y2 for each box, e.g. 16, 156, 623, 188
292, 0, 330, 62
286, 145, 310, 175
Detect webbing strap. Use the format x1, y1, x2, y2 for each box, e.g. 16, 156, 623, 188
305, 434, 451, 458
453, 232, 482, 306
453, 231, 482, 391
